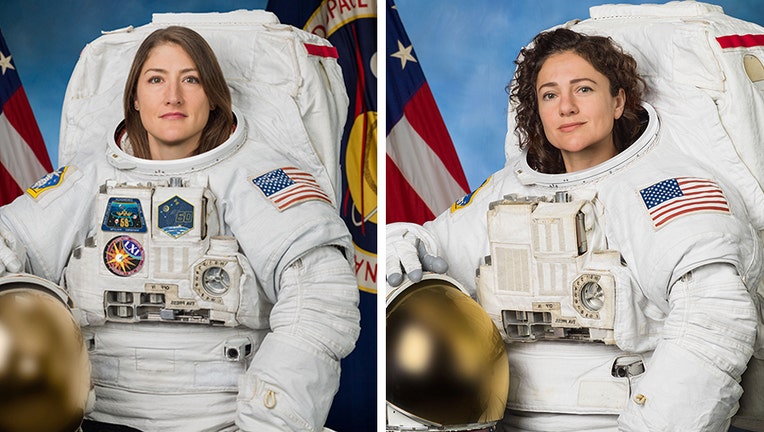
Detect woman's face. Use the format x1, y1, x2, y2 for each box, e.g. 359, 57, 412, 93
535, 51, 625, 172
134, 42, 211, 160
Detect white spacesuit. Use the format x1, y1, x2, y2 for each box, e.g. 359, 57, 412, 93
392, 101, 762, 431
0, 10, 359, 432
388, 2, 764, 431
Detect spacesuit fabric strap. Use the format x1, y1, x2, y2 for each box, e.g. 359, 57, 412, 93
236, 246, 360, 431
618, 263, 756, 431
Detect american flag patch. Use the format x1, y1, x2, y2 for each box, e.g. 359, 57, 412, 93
251, 167, 332, 211
639, 177, 730, 228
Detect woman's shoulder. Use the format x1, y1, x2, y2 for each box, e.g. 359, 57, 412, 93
208, 154, 340, 222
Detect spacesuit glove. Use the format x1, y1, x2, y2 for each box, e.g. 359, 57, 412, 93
386, 222, 448, 287
0, 224, 23, 275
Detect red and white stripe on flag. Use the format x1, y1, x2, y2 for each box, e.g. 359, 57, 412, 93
639, 177, 730, 228
250, 166, 332, 212
386, 2, 469, 225
0, 29, 53, 206
386, 82, 470, 224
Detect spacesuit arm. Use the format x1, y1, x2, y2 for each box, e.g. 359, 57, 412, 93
0, 164, 92, 282
236, 245, 360, 432
386, 222, 448, 287
386, 172, 508, 290
618, 262, 757, 431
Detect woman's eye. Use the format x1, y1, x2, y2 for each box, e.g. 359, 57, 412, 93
183, 76, 200, 84
578, 86, 593, 93
148, 76, 162, 84
541, 93, 556, 101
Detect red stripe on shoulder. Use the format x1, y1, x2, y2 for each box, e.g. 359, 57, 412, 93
304, 43, 338, 59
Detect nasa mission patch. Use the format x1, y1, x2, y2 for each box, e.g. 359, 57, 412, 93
157, 195, 194, 238
102, 197, 147, 233
103, 235, 145, 277
450, 176, 491, 214
26, 166, 71, 199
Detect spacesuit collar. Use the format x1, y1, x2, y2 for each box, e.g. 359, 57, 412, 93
106, 107, 247, 175
514, 102, 659, 188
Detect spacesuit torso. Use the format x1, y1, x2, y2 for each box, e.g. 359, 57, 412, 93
0, 111, 359, 431
419, 102, 763, 431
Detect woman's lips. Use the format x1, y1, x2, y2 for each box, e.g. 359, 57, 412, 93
559, 121, 584, 132
160, 112, 186, 119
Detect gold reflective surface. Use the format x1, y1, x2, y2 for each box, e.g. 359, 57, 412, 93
387, 278, 509, 427
0, 288, 90, 432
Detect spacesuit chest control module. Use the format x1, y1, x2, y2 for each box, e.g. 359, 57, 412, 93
476, 192, 622, 345
65, 178, 248, 330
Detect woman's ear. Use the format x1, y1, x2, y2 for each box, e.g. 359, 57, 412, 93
614, 88, 626, 120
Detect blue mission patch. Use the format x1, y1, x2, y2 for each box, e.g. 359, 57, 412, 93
157, 195, 194, 238
102, 197, 147, 233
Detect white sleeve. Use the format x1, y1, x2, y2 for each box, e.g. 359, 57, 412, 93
235, 245, 360, 431
0, 165, 92, 282
618, 263, 757, 431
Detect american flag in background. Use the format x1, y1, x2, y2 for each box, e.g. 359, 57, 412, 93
0, 28, 52, 206
251, 166, 332, 211
640, 177, 730, 228
386, 0, 470, 224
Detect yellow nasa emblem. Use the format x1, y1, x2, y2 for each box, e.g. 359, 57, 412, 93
26, 166, 70, 199
450, 176, 491, 213
345, 111, 377, 224
344, 110, 377, 294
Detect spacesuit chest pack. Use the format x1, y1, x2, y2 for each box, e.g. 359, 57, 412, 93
64, 177, 252, 330
472, 185, 659, 417
476, 191, 623, 346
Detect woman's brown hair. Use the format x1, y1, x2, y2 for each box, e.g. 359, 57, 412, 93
122, 26, 233, 159
509, 28, 646, 174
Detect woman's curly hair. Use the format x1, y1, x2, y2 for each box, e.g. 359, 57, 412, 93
509, 28, 647, 174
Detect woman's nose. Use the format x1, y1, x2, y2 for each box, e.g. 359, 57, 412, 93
558, 93, 578, 116
165, 83, 183, 105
